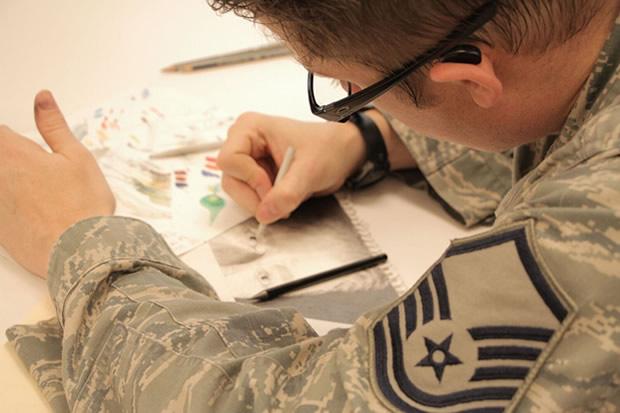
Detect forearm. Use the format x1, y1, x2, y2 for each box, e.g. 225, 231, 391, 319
68, 266, 323, 411
42, 217, 356, 411
46, 217, 220, 409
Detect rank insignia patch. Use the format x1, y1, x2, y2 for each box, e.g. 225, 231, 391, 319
370, 226, 574, 412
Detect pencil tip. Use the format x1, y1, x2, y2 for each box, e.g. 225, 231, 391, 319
251, 290, 269, 301
255, 223, 266, 238
234, 290, 267, 303
161, 66, 176, 73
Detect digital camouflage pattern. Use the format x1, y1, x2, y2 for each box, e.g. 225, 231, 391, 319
6, 14, 620, 413
389, 120, 513, 228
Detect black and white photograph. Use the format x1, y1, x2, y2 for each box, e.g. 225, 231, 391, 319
209, 196, 399, 323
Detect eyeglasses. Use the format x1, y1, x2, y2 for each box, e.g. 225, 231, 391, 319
307, 0, 498, 122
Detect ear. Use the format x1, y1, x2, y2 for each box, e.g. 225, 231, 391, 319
429, 49, 503, 109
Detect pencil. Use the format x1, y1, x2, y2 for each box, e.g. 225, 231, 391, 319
162, 43, 291, 73
255, 146, 296, 237
243, 253, 389, 302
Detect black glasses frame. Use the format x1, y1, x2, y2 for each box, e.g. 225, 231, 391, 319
307, 0, 498, 122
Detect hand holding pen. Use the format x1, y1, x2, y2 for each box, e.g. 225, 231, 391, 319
217, 113, 368, 225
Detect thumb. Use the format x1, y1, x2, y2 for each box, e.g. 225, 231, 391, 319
34, 90, 81, 155
256, 161, 309, 224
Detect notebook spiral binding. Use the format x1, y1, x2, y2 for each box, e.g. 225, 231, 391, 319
335, 191, 408, 296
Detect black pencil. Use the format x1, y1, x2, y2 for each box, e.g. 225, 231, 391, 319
244, 253, 388, 302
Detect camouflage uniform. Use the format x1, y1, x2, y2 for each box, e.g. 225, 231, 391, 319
6, 17, 620, 413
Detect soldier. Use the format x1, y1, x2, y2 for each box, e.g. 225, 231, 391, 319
2, 0, 619, 411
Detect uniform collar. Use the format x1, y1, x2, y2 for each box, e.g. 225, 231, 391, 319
513, 15, 620, 182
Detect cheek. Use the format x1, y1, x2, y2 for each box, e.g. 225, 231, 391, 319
372, 93, 500, 151
373, 94, 448, 137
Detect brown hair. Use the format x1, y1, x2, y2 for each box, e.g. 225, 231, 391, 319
207, 0, 605, 104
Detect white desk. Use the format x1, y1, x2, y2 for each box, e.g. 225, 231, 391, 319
0, 1, 473, 410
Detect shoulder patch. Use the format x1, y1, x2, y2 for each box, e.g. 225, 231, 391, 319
370, 225, 575, 412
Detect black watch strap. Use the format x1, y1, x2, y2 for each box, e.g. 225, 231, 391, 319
346, 109, 391, 190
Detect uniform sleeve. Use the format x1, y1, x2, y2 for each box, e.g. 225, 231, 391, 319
363, 150, 619, 412
493, 155, 620, 410
7, 217, 390, 413
389, 116, 513, 227
366, 109, 619, 411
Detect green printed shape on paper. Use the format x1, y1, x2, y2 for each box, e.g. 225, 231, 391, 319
200, 194, 226, 223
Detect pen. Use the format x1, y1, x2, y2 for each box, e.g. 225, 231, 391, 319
148, 140, 225, 159
255, 146, 296, 237
242, 253, 389, 302
162, 43, 291, 73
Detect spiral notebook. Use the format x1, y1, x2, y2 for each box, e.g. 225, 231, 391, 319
208, 194, 406, 324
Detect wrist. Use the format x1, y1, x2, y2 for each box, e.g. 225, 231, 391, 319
337, 121, 367, 178
40, 212, 114, 278
368, 111, 417, 170
344, 109, 392, 190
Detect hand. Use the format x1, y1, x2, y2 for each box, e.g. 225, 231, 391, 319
217, 112, 366, 224
0, 91, 115, 278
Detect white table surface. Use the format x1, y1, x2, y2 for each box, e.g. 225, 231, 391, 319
0, 1, 474, 410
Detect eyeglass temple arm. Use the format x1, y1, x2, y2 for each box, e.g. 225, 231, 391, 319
309, 0, 498, 121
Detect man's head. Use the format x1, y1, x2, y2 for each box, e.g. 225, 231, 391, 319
208, 0, 617, 151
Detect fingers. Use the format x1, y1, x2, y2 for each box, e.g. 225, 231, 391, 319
217, 116, 274, 201
218, 153, 273, 199
221, 174, 262, 214
256, 160, 309, 224
34, 90, 83, 156
218, 112, 314, 223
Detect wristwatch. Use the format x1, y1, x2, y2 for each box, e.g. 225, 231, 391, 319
345, 108, 391, 190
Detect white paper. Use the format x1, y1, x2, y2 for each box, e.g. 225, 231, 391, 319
63, 87, 250, 256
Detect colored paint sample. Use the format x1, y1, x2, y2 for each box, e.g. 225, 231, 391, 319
97, 129, 109, 142
200, 194, 226, 223
72, 121, 89, 141
110, 118, 120, 130
174, 170, 188, 188
131, 164, 172, 206
203, 155, 220, 171
129, 134, 141, 146
150, 106, 165, 118
201, 170, 220, 178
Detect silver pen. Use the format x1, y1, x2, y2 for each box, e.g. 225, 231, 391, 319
256, 146, 296, 237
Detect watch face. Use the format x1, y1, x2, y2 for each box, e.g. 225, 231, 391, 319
347, 160, 388, 190
366, 167, 388, 184
359, 161, 375, 176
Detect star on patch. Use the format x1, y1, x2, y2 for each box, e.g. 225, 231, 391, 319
416, 334, 462, 382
